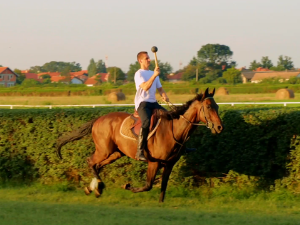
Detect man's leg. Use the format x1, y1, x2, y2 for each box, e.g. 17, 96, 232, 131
136, 102, 152, 161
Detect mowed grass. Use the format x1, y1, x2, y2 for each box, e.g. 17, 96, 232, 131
1, 93, 300, 106
0, 185, 300, 225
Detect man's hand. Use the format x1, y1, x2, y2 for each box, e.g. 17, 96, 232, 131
153, 67, 160, 77
162, 94, 169, 102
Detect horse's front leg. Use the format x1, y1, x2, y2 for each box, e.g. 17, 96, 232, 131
124, 161, 160, 193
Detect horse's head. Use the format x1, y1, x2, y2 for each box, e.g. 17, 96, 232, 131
198, 88, 223, 134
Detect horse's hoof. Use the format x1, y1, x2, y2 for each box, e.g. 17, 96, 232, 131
94, 188, 101, 198
84, 186, 92, 195
122, 183, 131, 190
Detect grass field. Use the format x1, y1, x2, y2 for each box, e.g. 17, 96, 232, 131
1, 93, 300, 106
0, 185, 300, 225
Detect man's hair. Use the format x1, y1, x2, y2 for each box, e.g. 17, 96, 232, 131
137, 51, 148, 62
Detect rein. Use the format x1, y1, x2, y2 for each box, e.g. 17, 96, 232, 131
161, 97, 215, 152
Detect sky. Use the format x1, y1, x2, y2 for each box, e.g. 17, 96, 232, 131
1, 0, 299, 72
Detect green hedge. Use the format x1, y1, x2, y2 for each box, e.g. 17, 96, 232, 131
2, 83, 300, 96
1, 107, 300, 192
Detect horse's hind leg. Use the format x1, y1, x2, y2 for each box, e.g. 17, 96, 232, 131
86, 151, 123, 197
123, 161, 160, 193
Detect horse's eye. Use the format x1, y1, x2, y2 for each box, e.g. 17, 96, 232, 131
207, 105, 211, 109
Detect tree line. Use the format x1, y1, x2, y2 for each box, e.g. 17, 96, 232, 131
6, 44, 297, 86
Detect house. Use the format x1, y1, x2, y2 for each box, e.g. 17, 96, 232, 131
38, 72, 61, 78
251, 72, 300, 83
24, 73, 43, 83
71, 77, 84, 84
97, 73, 110, 82
0, 67, 18, 87
51, 76, 69, 83
85, 76, 98, 87
70, 70, 88, 77
241, 72, 256, 83
167, 72, 183, 83
255, 67, 271, 72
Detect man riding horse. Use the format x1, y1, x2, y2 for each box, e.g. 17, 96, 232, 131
134, 51, 195, 161
134, 51, 168, 161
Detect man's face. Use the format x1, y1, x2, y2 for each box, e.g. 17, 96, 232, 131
139, 53, 151, 69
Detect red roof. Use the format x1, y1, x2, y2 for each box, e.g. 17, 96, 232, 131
25, 73, 43, 83
255, 67, 271, 72
97, 73, 109, 82
0, 67, 19, 77
0, 67, 8, 74
38, 72, 61, 77
167, 72, 183, 80
70, 70, 88, 76
85, 77, 98, 85
51, 76, 67, 82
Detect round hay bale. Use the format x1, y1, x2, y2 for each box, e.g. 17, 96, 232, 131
215, 87, 229, 96
275, 89, 294, 99
107, 92, 126, 101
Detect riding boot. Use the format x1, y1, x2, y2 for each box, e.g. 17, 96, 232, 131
185, 147, 197, 154
136, 128, 148, 161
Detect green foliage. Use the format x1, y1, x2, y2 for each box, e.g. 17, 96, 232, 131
182, 64, 206, 81
222, 68, 242, 84
41, 74, 51, 79
127, 60, 172, 82
107, 67, 126, 82
14, 69, 26, 85
21, 79, 40, 87
260, 56, 273, 69
96, 60, 107, 73
249, 60, 261, 70
277, 55, 294, 70
30, 61, 81, 73
270, 65, 286, 71
1, 107, 300, 194
87, 58, 97, 77
197, 44, 233, 65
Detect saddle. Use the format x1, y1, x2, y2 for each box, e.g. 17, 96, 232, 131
130, 109, 160, 137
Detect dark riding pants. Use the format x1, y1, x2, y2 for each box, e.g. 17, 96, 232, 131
137, 101, 165, 149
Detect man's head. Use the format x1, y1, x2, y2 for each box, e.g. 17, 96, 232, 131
137, 51, 151, 70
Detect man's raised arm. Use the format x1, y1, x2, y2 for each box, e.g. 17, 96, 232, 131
139, 68, 160, 91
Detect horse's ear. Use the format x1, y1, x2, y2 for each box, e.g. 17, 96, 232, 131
211, 88, 215, 96
201, 88, 209, 101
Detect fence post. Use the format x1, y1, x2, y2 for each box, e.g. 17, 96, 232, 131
49, 106, 52, 109
284, 103, 287, 107
231, 103, 234, 107
10, 105, 13, 109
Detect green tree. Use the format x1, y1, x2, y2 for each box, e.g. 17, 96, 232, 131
249, 60, 261, 70
181, 63, 206, 81
41, 74, 51, 79
277, 55, 294, 70
260, 56, 273, 69
14, 69, 25, 84
87, 58, 97, 77
270, 65, 285, 71
96, 60, 107, 73
0, 65, 2, 67
29, 66, 43, 73
42, 61, 81, 72
127, 60, 172, 82
197, 44, 233, 65
107, 67, 126, 83
222, 68, 242, 84
21, 79, 40, 87
61, 66, 71, 83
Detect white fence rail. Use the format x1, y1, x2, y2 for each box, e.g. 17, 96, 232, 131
1, 102, 300, 109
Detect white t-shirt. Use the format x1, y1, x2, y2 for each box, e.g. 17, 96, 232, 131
134, 69, 162, 110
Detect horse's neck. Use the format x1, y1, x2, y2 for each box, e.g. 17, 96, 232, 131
173, 106, 199, 142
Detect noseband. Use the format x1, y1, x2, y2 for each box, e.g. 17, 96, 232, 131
180, 97, 215, 129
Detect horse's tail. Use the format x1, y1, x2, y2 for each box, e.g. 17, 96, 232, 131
56, 118, 98, 160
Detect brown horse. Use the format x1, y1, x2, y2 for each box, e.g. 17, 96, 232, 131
57, 88, 223, 202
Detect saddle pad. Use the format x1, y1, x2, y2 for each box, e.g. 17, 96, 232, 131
120, 116, 161, 141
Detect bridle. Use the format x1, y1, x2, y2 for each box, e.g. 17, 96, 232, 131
167, 97, 215, 129
163, 97, 216, 150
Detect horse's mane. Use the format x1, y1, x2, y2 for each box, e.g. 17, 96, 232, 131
162, 93, 204, 120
